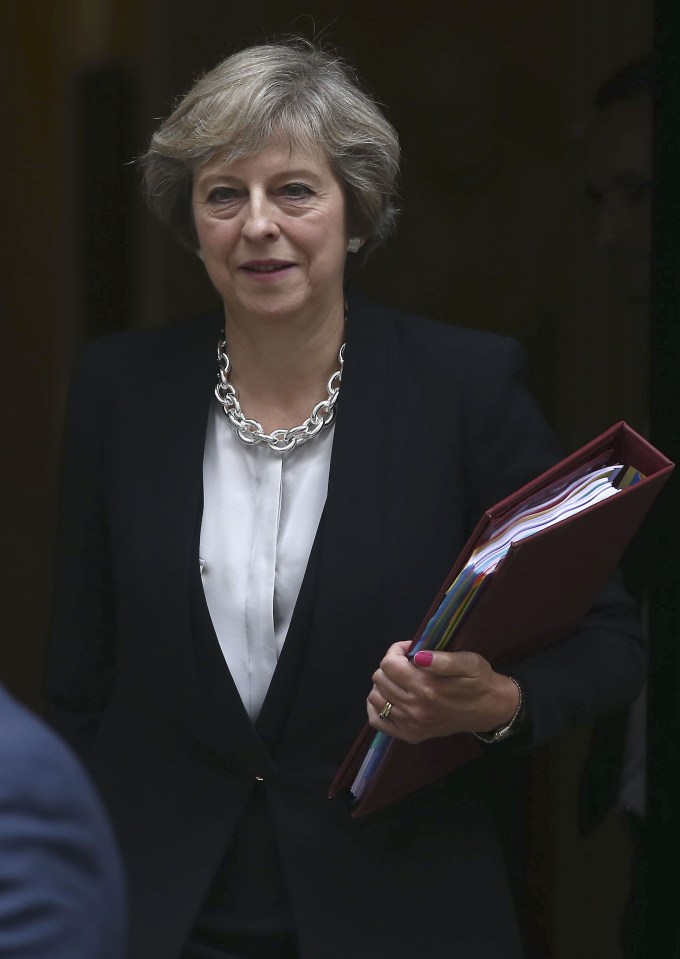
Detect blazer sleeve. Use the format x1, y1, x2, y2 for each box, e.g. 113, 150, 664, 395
0, 691, 127, 959
457, 333, 646, 747
43, 348, 117, 758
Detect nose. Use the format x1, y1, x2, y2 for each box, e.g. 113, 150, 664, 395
240, 191, 280, 243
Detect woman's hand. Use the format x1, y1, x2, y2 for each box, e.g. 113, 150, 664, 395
366, 641, 520, 744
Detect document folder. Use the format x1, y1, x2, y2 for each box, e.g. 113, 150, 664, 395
329, 421, 674, 817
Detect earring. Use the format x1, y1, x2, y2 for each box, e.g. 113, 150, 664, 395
196, 249, 204, 261
347, 237, 362, 253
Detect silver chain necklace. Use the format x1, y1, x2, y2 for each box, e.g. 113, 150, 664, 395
215, 336, 345, 453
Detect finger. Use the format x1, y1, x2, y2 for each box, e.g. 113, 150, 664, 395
412, 649, 489, 678
367, 698, 400, 729
377, 646, 419, 687
367, 672, 410, 712
366, 700, 402, 739
378, 640, 413, 668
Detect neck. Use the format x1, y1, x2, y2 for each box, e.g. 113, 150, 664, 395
221, 296, 346, 433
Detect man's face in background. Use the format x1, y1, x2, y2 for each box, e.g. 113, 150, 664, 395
585, 93, 652, 305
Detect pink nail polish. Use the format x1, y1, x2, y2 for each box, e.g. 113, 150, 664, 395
414, 650, 433, 667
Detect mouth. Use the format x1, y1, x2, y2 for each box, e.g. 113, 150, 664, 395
240, 260, 294, 274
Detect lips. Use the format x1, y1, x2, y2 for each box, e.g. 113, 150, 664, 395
240, 260, 294, 273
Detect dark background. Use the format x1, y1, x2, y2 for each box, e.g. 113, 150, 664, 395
1, 0, 678, 955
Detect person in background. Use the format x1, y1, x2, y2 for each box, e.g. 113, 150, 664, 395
44, 39, 644, 959
579, 56, 653, 959
584, 58, 652, 308
0, 682, 126, 958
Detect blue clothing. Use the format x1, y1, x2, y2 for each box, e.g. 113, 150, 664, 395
0, 684, 127, 958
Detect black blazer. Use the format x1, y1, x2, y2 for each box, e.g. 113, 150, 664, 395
45, 294, 644, 959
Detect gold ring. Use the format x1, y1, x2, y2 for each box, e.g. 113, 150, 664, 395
378, 700, 393, 720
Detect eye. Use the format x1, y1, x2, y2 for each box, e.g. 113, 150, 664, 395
206, 186, 239, 203
281, 182, 314, 200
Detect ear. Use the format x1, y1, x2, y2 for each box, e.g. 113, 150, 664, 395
346, 237, 364, 254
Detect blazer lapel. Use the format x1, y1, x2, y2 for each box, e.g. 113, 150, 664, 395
136, 313, 274, 771
255, 297, 396, 754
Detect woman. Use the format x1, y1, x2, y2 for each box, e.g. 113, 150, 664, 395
45, 40, 644, 959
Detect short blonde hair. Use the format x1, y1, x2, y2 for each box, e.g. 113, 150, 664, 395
142, 39, 400, 254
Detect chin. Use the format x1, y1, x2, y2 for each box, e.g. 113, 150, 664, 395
228, 293, 300, 320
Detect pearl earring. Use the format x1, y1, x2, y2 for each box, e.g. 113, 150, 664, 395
347, 238, 362, 253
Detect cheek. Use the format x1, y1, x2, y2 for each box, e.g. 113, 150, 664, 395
196, 220, 237, 259
193, 216, 210, 253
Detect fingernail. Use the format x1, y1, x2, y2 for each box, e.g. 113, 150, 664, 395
414, 651, 433, 667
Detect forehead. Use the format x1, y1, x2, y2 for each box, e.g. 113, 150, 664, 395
585, 96, 652, 184
195, 139, 334, 181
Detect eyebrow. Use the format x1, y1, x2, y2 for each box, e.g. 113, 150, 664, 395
195, 167, 324, 187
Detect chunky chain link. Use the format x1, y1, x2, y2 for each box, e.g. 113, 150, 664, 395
215, 338, 345, 453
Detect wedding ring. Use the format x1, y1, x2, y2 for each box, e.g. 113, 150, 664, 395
378, 700, 393, 720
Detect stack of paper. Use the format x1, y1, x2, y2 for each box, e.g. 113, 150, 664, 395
350, 460, 639, 801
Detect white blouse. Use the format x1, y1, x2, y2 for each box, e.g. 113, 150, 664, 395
199, 399, 334, 719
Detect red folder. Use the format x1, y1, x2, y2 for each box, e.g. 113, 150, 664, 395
329, 422, 674, 817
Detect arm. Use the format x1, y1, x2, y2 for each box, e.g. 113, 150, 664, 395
0, 695, 127, 958
368, 332, 645, 746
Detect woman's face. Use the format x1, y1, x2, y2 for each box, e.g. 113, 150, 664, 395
192, 140, 349, 323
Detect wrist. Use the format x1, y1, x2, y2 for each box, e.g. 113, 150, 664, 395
474, 676, 526, 744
